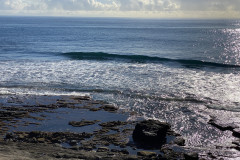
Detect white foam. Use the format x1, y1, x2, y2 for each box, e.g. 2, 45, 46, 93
1, 59, 240, 106
0, 87, 88, 97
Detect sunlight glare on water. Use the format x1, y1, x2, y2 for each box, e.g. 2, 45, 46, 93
221, 27, 240, 65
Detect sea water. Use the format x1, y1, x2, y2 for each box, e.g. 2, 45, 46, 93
1, 16, 240, 149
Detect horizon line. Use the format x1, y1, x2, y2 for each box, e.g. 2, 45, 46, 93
0, 14, 239, 21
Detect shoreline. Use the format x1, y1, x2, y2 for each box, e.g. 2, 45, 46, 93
0, 94, 239, 159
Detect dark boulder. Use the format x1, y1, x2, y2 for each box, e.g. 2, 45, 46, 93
132, 119, 171, 147
184, 152, 199, 160
173, 137, 185, 146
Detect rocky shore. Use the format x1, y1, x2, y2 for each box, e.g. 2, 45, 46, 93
0, 94, 239, 159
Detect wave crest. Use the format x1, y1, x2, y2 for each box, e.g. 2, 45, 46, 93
62, 52, 240, 68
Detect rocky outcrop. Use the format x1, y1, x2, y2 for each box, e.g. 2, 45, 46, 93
233, 128, 240, 138
0, 95, 202, 160
132, 119, 171, 147
5, 131, 92, 145
184, 152, 199, 160
71, 96, 91, 101
173, 137, 185, 146
208, 118, 238, 131
0, 110, 28, 120
137, 151, 157, 157
69, 120, 100, 127
100, 104, 118, 112
208, 118, 240, 139
99, 121, 128, 128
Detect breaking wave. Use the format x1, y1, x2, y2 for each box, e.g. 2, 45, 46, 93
62, 52, 240, 68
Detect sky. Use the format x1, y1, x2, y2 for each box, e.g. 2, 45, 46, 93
0, 0, 240, 19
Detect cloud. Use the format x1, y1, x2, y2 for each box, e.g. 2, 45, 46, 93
0, 0, 47, 10
119, 0, 180, 11
0, 0, 118, 11
45, 0, 180, 12
44, 0, 118, 11
179, 0, 240, 11
0, 0, 239, 18
0, 0, 180, 11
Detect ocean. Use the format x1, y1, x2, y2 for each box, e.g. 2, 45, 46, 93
0, 16, 240, 148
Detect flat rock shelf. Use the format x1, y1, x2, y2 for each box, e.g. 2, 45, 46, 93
0, 94, 238, 159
